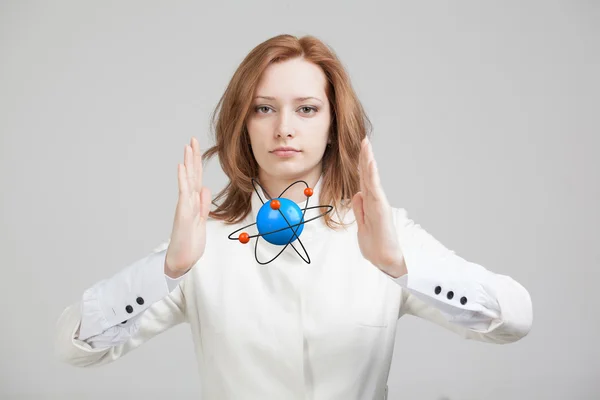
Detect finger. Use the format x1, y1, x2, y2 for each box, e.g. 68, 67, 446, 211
184, 144, 195, 194
367, 141, 385, 198
199, 186, 212, 220
351, 191, 365, 228
191, 137, 203, 192
365, 159, 378, 199
359, 137, 368, 196
192, 190, 200, 218
366, 157, 387, 203
362, 139, 376, 199
177, 163, 189, 196
370, 154, 382, 189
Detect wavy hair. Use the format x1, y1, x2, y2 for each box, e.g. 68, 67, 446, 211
203, 34, 372, 229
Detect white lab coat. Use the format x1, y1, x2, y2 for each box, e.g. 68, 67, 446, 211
54, 177, 533, 399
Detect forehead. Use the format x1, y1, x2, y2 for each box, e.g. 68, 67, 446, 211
255, 58, 328, 99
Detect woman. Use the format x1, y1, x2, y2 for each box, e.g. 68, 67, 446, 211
55, 34, 533, 399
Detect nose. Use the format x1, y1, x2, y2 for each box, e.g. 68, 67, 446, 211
276, 111, 295, 138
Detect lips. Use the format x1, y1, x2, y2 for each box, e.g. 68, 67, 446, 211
271, 147, 300, 157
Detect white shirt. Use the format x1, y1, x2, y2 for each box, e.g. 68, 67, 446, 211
54, 177, 533, 399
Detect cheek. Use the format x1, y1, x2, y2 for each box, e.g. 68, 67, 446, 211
246, 118, 271, 143
309, 116, 331, 145
247, 120, 267, 147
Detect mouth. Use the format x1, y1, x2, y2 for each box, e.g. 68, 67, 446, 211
270, 147, 301, 158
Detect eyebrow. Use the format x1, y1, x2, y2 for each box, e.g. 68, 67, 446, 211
254, 95, 324, 104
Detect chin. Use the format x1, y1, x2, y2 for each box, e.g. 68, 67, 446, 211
264, 164, 311, 181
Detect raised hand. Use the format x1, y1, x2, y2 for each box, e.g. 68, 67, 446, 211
164, 137, 212, 278
351, 137, 407, 278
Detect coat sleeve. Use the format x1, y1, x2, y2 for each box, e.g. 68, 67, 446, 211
389, 207, 533, 344
54, 241, 188, 367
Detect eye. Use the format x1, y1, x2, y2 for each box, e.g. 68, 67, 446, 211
298, 106, 317, 115
255, 106, 273, 114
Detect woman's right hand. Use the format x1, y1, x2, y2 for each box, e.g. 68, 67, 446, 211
164, 137, 212, 278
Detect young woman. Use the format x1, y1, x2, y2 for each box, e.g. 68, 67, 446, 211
55, 34, 532, 399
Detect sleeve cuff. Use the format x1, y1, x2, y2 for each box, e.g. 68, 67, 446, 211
388, 255, 500, 318
78, 247, 171, 340
387, 207, 502, 326
165, 270, 188, 292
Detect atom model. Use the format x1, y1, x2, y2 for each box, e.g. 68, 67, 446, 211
227, 179, 333, 265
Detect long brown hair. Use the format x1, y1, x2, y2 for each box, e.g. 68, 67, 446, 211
203, 34, 372, 229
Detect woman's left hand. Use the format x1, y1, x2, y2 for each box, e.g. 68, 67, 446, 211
351, 137, 407, 278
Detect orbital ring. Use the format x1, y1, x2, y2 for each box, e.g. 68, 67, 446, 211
227, 205, 334, 241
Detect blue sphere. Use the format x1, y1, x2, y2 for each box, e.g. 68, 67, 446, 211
256, 198, 304, 245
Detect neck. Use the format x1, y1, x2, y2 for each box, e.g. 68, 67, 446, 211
257, 166, 322, 204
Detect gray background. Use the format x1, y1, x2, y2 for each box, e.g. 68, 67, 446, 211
1, 1, 598, 399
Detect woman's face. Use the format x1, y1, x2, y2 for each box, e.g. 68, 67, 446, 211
246, 57, 331, 182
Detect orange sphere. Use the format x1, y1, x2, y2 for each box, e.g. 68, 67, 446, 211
304, 187, 314, 197
270, 199, 281, 210
238, 232, 250, 244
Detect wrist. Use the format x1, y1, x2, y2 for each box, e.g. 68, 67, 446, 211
164, 260, 189, 279
383, 254, 407, 278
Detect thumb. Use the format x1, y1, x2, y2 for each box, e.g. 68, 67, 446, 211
199, 186, 212, 221
352, 192, 365, 228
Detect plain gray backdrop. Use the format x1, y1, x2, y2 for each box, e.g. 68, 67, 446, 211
1, 1, 598, 399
